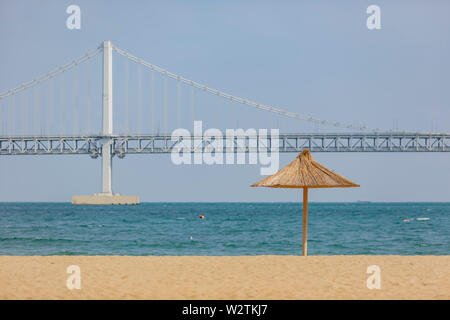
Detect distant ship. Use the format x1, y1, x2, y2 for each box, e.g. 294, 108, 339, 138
356, 200, 372, 203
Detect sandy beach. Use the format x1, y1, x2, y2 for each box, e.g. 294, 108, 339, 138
0, 255, 449, 299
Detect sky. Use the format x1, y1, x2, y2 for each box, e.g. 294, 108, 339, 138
0, 0, 450, 202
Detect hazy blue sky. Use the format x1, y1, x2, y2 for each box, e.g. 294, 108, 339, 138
1, 0, 450, 202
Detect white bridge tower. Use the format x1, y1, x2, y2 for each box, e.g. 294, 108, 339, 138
72, 41, 139, 205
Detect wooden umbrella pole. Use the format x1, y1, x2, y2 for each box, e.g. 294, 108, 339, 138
302, 187, 308, 256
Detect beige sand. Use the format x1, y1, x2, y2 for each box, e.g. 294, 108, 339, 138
0, 255, 448, 299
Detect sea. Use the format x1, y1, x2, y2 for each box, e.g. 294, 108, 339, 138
0, 202, 448, 256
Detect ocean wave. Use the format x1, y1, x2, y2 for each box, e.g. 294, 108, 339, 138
54, 250, 83, 255
0, 237, 81, 243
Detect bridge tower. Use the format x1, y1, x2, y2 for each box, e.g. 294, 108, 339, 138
101, 40, 113, 195
72, 41, 139, 205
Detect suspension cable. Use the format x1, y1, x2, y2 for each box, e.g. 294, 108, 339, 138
164, 77, 168, 133
0, 47, 101, 101
151, 70, 155, 134
86, 58, 92, 135
73, 65, 79, 135
177, 80, 181, 129
124, 58, 129, 134
138, 65, 143, 134
113, 44, 381, 132
0, 43, 407, 133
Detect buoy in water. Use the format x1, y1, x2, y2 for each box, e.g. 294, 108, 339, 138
403, 219, 410, 222
199, 215, 205, 219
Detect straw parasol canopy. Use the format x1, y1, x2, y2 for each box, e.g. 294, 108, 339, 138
251, 149, 359, 256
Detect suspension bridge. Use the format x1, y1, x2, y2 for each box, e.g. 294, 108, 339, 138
1, 41, 449, 204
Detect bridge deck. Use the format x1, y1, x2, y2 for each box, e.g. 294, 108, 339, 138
0, 133, 449, 156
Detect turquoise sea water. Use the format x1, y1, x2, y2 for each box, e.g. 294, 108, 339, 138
0, 202, 448, 255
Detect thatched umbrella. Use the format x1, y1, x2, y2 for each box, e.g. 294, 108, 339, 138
251, 149, 359, 256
